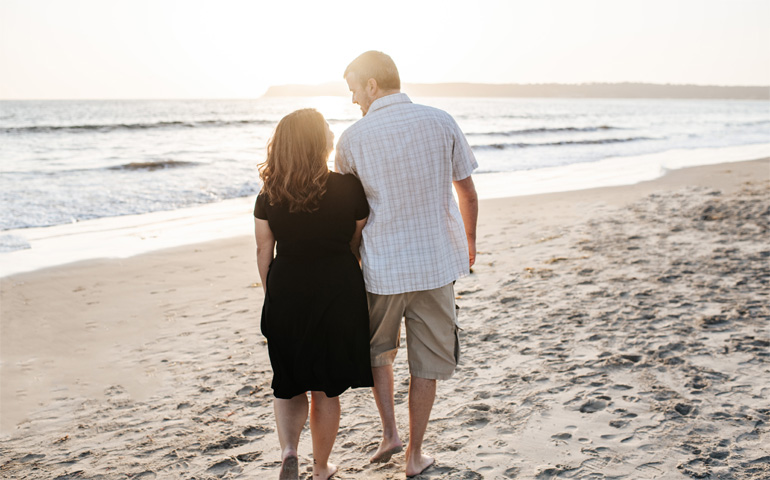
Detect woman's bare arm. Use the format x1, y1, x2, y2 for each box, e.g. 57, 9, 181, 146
350, 217, 368, 262
254, 218, 276, 292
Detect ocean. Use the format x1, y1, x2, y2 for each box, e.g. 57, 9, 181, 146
1, 96, 768, 274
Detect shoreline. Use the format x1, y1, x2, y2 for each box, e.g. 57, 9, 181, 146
2, 142, 768, 278
1, 157, 768, 479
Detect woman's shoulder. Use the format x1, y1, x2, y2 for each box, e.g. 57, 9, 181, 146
325, 172, 368, 217
328, 171, 363, 189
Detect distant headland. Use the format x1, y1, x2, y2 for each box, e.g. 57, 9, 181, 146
263, 82, 769, 100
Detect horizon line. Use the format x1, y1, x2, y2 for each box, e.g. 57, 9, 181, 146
2, 81, 768, 101
276, 80, 770, 87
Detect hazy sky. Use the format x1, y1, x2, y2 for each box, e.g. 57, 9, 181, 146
1, 0, 768, 99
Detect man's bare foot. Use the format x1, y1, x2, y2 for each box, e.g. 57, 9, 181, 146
405, 453, 434, 477
370, 438, 404, 463
279, 454, 299, 480
312, 461, 338, 479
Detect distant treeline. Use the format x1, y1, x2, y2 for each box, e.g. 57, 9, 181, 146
263, 82, 769, 100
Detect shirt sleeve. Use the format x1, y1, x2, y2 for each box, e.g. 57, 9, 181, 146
348, 175, 369, 220
450, 117, 478, 181
254, 192, 268, 219
334, 137, 354, 174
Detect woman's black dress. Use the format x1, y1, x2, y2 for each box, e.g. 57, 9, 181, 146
254, 172, 374, 399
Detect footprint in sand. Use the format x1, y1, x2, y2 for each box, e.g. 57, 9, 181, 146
462, 412, 491, 428
446, 435, 470, 451
203, 435, 250, 452
19, 453, 46, 463
674, 403, 695, 416
579, 399, 607, 413
609, 419, 629, 428
243, 425, 272, 437
236, 385, 257, 396
503, 466, 521, 478
206, 458, 241, 476
610, 384, 634, 391
236, 452, 262, 462
635, 462, 665, 476
132, 472, 156, 479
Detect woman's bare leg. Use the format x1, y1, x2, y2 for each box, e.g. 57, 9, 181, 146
309, 391, 340, 479
274, 393, 309, 479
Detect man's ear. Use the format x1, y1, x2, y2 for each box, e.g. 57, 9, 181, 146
366, 77, 378, 95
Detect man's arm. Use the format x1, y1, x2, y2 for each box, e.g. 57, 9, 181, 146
453, 175, 478, 268
334, 138, 352, 174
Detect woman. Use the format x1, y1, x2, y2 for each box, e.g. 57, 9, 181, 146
254, 109, 373, 480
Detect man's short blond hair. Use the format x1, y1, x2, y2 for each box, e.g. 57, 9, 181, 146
344, 51, 401, 91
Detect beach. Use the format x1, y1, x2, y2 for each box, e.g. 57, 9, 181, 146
1, 158, 768, 479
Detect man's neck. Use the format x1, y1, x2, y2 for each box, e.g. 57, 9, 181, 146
373, 89, 401, 101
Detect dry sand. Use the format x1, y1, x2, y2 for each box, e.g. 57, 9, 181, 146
1, 159, 768, 479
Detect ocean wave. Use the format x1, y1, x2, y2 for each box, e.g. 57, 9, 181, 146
467, 125, 616, 136
2, 159, 201, 175
107, 160, 199, 171
472, 136, 653, 150
1, 118, 275, 134
455, 113, 560, 120
0, 234, 31, 253
726, 119, 770, 127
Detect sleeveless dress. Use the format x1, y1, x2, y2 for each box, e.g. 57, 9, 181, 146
254, 172, 374, 399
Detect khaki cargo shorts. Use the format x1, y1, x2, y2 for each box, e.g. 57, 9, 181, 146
367, 283, 460, 380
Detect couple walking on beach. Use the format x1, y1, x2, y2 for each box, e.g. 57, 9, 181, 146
254, 51, 479, 479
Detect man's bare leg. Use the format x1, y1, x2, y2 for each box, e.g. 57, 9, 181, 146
370, 364, 404, 462
405, 376, 436, 477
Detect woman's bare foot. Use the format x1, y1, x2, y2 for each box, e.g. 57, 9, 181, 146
279, 453, 299, 480
313, 461, 338, 479
370, 438, 404, 463
405, 453, 434, 477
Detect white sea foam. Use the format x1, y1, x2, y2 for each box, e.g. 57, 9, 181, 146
0, 197, 256, 277
0, 234, 31, 253
473, 142, 770, 199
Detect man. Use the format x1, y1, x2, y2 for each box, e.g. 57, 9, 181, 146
335, 51, 478, 477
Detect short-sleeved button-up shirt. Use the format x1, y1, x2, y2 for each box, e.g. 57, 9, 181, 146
335, 93, 478, 295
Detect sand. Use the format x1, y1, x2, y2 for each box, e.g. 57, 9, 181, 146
1, 159, 768, 479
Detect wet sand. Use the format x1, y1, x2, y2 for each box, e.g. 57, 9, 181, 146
1, 159, 768, 479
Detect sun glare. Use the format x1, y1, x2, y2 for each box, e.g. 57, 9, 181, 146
304, 96, 355, 122
0, 0, 767, 99
300, 96, 361, 166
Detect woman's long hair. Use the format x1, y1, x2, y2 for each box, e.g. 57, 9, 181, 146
258, 109, 330, 213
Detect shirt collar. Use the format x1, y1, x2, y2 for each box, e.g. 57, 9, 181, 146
368, 92, 411, 114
